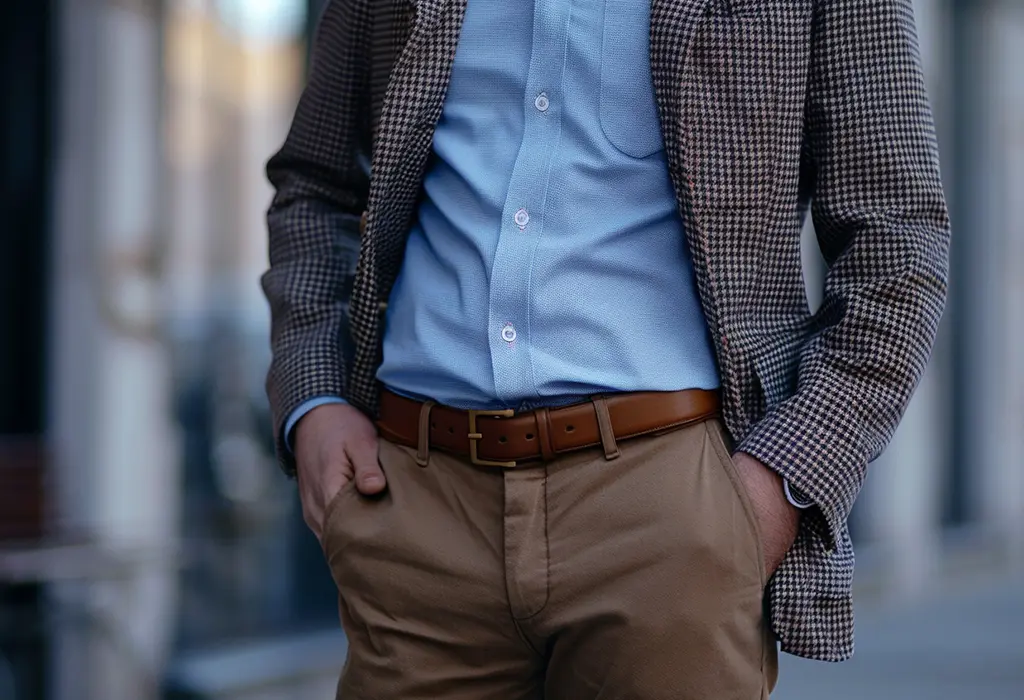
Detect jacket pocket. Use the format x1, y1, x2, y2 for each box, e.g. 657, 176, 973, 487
599, 0, 665, 159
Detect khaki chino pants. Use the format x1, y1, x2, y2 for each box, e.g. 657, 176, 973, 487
322, 418, 778, 698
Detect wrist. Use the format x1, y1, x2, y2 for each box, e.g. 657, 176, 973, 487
285, 397, 349, 452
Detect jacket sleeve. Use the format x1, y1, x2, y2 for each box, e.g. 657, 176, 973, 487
738, 0, 950, 546
261, 0, 373, 475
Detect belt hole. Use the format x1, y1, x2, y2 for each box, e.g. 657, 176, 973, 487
499, 436, 508, 444
448, 426, 454, 434
430, 422, 436, 429
566, 425, 575, 433
525, 433, 534, 441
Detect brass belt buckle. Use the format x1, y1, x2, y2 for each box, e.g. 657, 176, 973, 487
467, 409, 516, 468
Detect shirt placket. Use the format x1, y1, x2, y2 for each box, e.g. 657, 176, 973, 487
487, 0, 570, 403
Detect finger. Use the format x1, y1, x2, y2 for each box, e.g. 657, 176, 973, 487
347, 439, 386, 495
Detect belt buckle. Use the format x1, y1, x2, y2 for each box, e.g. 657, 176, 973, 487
467, 409, 516, 468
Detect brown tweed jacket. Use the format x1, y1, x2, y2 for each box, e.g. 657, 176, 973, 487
263, 0, 950, 661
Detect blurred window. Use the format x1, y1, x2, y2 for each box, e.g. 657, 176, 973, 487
162, 0, 338, 652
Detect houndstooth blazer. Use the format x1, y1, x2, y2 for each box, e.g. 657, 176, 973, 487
263, 0, 950, 661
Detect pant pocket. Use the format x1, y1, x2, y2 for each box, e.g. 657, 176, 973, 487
320, 478, 358, 563
705, 419, 767, 589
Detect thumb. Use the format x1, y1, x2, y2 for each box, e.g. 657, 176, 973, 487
347, 438, 386, 495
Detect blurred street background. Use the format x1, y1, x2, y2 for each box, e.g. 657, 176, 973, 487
0, 0, 1022, 698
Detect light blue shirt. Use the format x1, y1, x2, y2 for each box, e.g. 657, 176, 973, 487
287, 0, 719, 442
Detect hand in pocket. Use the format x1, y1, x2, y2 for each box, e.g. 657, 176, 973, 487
731, 451, 800, 578
293, 403, 384, 542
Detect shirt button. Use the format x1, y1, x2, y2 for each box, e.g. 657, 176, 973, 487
534, 92, 549, 112
501, 323, 517, 343
513, 208, 530, 230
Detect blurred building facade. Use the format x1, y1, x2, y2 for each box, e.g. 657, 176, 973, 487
0, 0, 1022, 698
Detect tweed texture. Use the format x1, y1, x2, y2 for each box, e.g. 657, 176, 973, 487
263, 0, 950, 661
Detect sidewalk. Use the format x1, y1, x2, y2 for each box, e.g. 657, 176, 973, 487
774, 574, 1024, 699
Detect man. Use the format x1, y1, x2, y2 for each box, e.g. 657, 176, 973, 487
263, 0, 949, 696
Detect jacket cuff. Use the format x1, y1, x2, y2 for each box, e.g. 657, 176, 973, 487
737, 396, 867, 553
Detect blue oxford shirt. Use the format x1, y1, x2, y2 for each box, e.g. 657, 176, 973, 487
286, 0, 720, 442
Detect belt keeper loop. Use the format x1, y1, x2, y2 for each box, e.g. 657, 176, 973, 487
534, 407, 556, 461
592, 397, 620, 461
416, 400, 436, 467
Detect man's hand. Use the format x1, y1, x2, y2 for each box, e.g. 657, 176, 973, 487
293, 403, 384, 542
732, 451, 801, 578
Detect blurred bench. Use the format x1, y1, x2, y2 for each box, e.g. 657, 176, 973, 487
0, 438, 47, 543
0, 438, 48, 699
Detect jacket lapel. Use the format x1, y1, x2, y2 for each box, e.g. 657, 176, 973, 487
365, 0, 469, 279
650, 0, 713, 189
649, 0, 736, 414
350, 0, 469, 403
649, 0, 716, 274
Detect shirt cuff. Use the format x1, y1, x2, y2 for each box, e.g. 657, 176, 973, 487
783, 479, 815, 510
284, 396, 348, 453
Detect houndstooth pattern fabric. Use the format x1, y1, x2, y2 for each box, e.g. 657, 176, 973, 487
263, 0, 950, 662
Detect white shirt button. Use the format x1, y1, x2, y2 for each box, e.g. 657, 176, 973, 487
501, 324, 517, 343
535, 92, 549, 112
514, 208, 530, 230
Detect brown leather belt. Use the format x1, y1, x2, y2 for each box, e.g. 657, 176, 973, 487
376, 388, 721, 468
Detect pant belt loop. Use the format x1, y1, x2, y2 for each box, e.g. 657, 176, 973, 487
416, 400, 436, 467
591, 397, 621, 461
